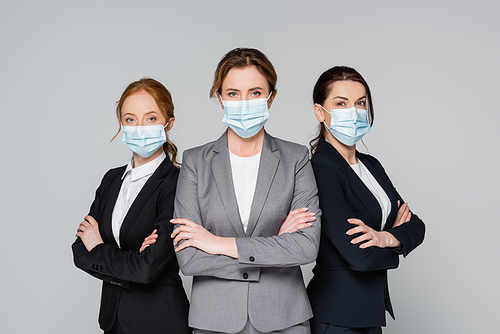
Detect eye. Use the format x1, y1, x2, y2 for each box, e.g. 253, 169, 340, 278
336, 101, 346, 107
125, 118, 136, 124
228, 92, 237, 97
147, 116, 157, 122
250, 91, 261, 97
357, 100, 366, 106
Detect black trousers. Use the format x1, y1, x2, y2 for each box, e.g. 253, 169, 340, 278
105, 318, 126, 334
310, 319, 382, 334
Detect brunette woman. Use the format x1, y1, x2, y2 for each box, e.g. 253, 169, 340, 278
72, 78, 190, 334
306, 66, 425, 334
153, 48, 320, 334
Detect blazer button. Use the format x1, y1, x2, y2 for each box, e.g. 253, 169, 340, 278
249, 256, 255, 262
243, 273, 249, 279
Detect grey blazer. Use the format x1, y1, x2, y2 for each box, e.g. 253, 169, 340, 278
174, 131, 321, 333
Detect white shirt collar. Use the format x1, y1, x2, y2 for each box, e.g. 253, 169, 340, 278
121, 151, 166, 181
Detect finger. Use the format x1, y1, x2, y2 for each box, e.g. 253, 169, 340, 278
143, 238, 157, 246
175, 240, 192, 252
171, 225, 191, 239
170, 218, 197, 227
79, 221, 90, 229
139, 244, 149, 253
347, 218, 365, 226
289, 213, 316, 224
285, 208, 309, 221
84, 215, 98, 225
291, 222, 313, 232
405, 211, 412, 222
351, 232, 373, 245
359, 239, 376, 249
346, 226, 364, 236
144, 235, 158, 242
173, 231, 192, 246
289, 207, 309, 215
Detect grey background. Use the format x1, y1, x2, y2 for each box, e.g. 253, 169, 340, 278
1, 1, 498, 333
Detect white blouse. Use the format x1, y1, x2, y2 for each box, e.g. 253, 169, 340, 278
350, 160, 391, 231
111, 152, 166, 247
229, 150, 261, 233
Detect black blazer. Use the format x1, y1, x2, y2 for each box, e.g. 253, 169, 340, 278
307, 139, 425, 328
72, 158, 190, 334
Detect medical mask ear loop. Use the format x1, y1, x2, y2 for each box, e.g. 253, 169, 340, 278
317, 104, 331, 131
359, 103, 370, 152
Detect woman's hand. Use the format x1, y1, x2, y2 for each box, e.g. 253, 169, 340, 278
278, 207, 316, 235
171, 219, 238, 258
347, 218, 401, 249
393, 200, 412, 228
75, 215, 104, 252
139, 229, 158, 253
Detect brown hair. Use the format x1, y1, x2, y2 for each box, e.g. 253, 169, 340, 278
112, 78, 180, 167
309, 66, 374, 156
209, 48, 277, 98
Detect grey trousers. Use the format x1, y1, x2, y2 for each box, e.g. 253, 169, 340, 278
194, 319, 310, 334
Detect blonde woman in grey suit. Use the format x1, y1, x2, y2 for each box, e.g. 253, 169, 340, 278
143, 48, 321, 334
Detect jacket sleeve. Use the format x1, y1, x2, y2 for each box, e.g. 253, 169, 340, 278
375, 160, 425, 257
235, 146, 321, 267
312, 157, 400, 272
173, 148, 321, 281
72, 168, 178, 286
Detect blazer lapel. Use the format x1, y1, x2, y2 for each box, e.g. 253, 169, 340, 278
319, 139, 381, 230
211, 132, 246, 237
119, 158, 174, 247
100, 169, 125, 247
358, 154, 398, 230
246, 132, 280, 237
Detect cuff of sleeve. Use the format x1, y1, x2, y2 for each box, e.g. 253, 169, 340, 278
235, 238, 257, 265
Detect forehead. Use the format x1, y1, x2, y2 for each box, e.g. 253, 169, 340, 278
328, 80, 366, 99
121, 91, 160, 114
222, 66, 269, 90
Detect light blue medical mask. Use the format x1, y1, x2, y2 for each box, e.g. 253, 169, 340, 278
320, 105, 371, 146
122, 123, 167, 158
221, 94, 272, 138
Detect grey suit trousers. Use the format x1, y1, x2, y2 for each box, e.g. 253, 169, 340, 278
194, 319, 310, 334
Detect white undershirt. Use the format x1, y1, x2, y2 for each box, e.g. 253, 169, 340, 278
111, 152, 166, 247
229, 150, 261, 233
350, 160, 391, 231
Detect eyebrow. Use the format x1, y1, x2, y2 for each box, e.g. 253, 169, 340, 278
122, 111, 159, 117
355, 96, 367, 102
225, 87, 264, 92
331, 95, 366, 101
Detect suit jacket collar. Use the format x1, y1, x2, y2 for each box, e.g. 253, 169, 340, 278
211, 130, 280, 237
102, 157, 175, 248
317, 138, 394, 230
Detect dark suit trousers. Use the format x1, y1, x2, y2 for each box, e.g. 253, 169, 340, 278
310, 320, 381, 334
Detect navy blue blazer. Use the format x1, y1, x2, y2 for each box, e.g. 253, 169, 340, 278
307, 138, 425, 328
72, 158, 190, 334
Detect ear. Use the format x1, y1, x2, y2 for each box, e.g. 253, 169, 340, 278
216, 93, 224, 110
267, 91, 276, 109
166, 117, 175, 131
314, 104, 325, 123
